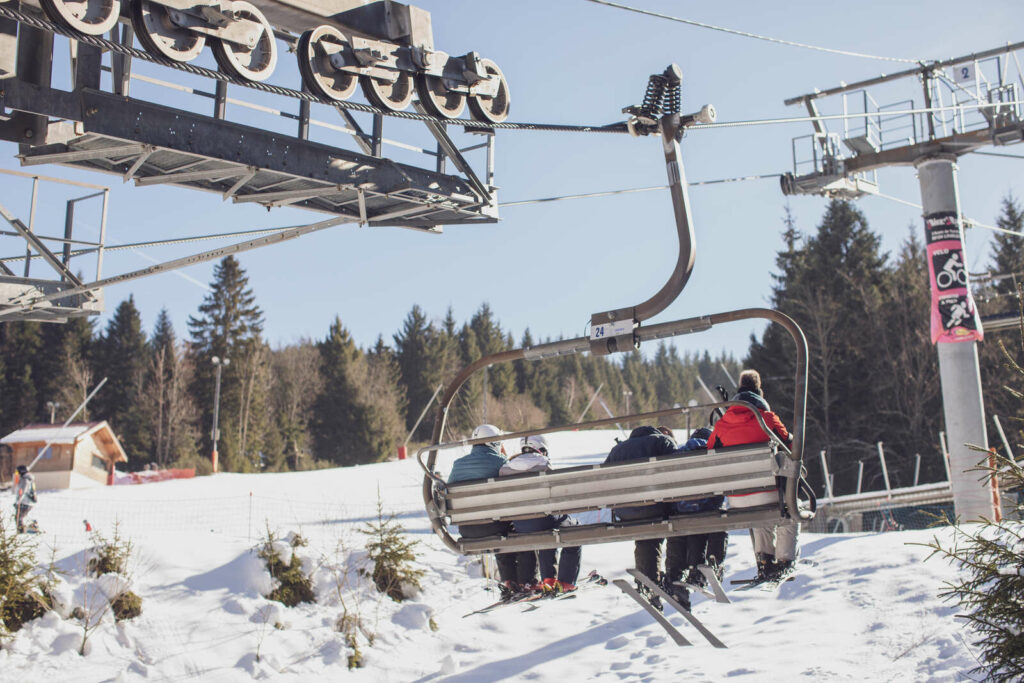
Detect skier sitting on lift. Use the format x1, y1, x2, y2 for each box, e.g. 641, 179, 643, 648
447, 424, 518, 591
708, 369, 798, 582
13, 465, 37, 534
498, 434, 581, 594
665, 426, 728, 609
604, 425, 679, 608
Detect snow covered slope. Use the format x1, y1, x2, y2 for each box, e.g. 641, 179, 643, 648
0, 431, 976, 681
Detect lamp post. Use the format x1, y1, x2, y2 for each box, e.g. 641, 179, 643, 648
45, 401, 60, 424
211, 356, 230, 473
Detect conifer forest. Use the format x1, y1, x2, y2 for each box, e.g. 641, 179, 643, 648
2, 197, 1022, 497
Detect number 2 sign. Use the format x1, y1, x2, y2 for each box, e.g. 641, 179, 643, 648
953, 62, 976, 84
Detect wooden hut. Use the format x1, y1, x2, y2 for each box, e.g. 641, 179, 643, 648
0, 421, 128, 489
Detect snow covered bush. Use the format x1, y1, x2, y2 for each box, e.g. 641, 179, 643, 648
358, 496, 424, 602
85, 524, 142, 623
922, 455, 1024, 682
921, 302, 1024, 681
87, 523, 133, 576
257, 528, 315, 607
0, 515, 49, 640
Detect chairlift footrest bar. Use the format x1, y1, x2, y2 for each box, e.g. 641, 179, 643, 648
627, 569, 727, 648
612, 579, 692, 647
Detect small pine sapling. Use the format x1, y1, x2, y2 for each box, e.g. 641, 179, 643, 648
920, 454, 1024, 682
0, 515, 49, 640
358, 493, 424, 602
920, 295, 1024, 682
85, 523, 142, 623
257, 527, 315, 607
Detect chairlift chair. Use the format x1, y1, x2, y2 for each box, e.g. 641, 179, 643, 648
418, 66, 816, 556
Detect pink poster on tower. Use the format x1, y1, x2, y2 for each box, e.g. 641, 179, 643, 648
924, 211, 983, 344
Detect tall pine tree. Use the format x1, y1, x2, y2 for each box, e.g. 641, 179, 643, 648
979, 193, 1024, 453
748, 201, 892, 494
187, 256, 265, 472
93, 297, 150, 464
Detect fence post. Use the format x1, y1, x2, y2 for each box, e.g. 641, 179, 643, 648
877, 441, 891, 493
856, 460, 864, 494
939, 431, 952, 482
993, 415, 1015, 462
989, 450, 1003, 523
819, 450, 834, 498
913, 453, 921, 487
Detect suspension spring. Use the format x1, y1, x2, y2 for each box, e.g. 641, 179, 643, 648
641, 74, 668, 118
663, 80, 681, 116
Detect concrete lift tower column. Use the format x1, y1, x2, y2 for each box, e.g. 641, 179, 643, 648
781, 40, 1024, 521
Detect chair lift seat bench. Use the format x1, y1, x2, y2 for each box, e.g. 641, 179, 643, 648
436, 442, 795, 555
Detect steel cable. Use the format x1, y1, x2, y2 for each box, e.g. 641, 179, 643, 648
582, 0, 921, 64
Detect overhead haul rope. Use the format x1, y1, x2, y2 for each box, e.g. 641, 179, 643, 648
972, 150, 1024, 161
501, 173, 780, 207
0, 224, 298, 263
0, 5, 1013, 136
873, 192, 1020, 237
582, 0, 921, 64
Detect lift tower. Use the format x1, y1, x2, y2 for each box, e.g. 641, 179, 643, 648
781, 40, 1024, 521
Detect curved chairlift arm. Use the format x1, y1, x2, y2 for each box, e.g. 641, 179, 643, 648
589, 66, 717, 356
422, 307, 809, 553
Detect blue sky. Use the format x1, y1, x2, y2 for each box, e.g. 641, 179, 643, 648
2, 0, 1022, 359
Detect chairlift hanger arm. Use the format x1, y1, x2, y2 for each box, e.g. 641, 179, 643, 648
589, 65, 716, 356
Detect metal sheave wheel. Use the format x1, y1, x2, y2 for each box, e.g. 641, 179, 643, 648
40, 0, 120, 36
297, 25, 358, 102
360, 71, 415, 113
467, 58, 510, 124
415, 72, 466, 120
131, 0, 205, 63
210, 1, 277, 83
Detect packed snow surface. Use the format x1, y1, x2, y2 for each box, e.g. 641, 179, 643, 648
0, 431, 977, 681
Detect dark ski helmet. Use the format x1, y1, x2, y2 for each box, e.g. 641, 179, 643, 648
16, 464, 28, 475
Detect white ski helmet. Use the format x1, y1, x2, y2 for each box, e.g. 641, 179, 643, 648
521, 434, 549, 455
471, 423, 503, 446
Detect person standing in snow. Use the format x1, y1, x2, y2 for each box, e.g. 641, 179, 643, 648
664, 427, 728, 609
447, 424, 517, 587
499, 435, 581, 593
13, 465, 37, 534
708, 369, 798, 581
604, 426, 678, 602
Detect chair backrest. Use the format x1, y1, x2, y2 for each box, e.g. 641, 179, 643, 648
442, 442, 781, 527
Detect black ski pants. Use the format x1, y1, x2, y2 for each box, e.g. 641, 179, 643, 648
684, 531, 728, 570
511, 545, 582, 586
511, 515, 582, 586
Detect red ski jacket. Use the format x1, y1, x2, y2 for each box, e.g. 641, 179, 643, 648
709, 395, 791, 449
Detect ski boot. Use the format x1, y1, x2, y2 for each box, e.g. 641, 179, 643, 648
636, 577, 663, 612
755, 552, 776, 582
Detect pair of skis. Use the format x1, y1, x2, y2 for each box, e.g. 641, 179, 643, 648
616, 569, 727, 648
463, 570, 607, 618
